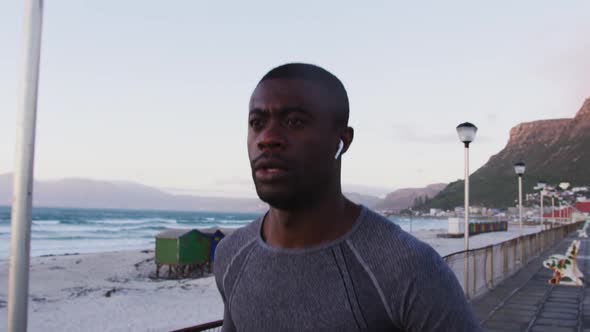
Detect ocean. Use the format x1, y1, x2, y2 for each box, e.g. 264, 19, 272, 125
0, 206, 448, 258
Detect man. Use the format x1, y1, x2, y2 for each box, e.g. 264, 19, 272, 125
214, 63, 481, 331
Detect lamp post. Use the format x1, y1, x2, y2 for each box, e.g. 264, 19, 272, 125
514, 162, 526, 236
537, 181, 546, 226
558, 197, 563, 222
8, 1, 44, 332
456, 122, 477, 298
559, 183, 570, 223
551, 193, 555, 226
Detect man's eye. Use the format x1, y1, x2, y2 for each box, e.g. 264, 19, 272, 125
286, 118, 304, 128
249, 118, 264, 129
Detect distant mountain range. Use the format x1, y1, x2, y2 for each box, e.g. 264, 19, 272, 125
0, 173, 443, 213
0, 174, 396, 212
373, 183, 447, 212
0, 174, 267, 212
426, 97, 590, 209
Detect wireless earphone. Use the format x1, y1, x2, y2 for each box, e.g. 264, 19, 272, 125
334, 140, 344, 160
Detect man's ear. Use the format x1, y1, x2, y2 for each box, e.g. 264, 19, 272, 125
341, 127, 354, 155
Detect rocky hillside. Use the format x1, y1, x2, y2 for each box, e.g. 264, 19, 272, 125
373, 183, 446, 212
426, 97, 590, 209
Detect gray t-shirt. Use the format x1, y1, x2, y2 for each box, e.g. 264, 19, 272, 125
214, 206, 482, 331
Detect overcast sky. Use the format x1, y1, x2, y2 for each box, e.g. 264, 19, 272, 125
1, 1, 589, 198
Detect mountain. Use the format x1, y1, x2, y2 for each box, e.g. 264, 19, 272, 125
425, 97, 590, 209
0, 174, 384, 212
0, 174, 267, 212
372, 183, 447, 212
342, 184, 392, 198
343, 192, 382, 208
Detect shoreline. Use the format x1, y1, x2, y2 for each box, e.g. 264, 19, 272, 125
0, 223, 541, 263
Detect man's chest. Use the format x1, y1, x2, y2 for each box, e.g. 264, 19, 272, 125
226, 250, 394, 331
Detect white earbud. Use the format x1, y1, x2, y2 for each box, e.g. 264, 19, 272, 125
334, 140, 344, 160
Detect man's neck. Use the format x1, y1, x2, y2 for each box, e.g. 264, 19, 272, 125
262, 194, 361, 249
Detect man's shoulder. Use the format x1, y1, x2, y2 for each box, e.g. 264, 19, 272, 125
214, 215, 261, 274
352, 208, 422, 247
353, 209, 480, 331
351, 208, 443, 271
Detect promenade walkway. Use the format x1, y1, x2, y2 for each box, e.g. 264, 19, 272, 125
471, 231, 590, 332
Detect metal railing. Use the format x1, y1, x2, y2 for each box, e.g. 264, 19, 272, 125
442, 221, 584, 299
171, 320, 223, 332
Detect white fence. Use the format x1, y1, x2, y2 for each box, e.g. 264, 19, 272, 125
443, 221, 583, 299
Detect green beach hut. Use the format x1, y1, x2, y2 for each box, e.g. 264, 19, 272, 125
155, 229, 210, 277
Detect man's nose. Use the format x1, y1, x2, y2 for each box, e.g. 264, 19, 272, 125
257, 120, 285, 151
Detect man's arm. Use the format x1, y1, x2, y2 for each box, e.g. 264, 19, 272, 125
214, 241, 237, 332
219, 291, 236, 332
395, 247, 483, 332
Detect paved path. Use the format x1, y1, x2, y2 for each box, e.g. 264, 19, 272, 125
471, 232, 590, 332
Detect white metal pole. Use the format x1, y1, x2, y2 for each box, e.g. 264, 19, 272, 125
518, 176, 523, 236
540, 191, 543, 225
517, 175, 523, 266
7, 1, 44, 331
464, 145, 470, 298
551, 196, 555, 227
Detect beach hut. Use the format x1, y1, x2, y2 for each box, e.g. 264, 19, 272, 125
201, 229, 225, 263
155, 229, 210, 277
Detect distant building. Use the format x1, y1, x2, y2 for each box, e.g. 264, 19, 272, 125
430, 208, 442, 216
576, 202, 590, 214
544, 206, 574, 219
480, 207, 487, 216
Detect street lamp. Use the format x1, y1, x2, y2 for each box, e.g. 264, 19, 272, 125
537, 181, 546, 226
557, 196, 564, 222
514, 162, 526, 236
551, 191, 556, 226
456, 122, 477, 298
559, 182, 570, 222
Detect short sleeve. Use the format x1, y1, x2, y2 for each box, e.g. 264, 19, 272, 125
395, 247, 483, 332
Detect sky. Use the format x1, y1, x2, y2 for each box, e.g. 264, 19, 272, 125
1, 1, 589, 198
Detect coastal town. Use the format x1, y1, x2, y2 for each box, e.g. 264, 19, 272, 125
391, 184, 590, 221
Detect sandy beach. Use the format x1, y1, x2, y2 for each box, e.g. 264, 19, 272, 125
0, 223, 544, 332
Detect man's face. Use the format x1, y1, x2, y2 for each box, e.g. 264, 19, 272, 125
248, 78, 340, 210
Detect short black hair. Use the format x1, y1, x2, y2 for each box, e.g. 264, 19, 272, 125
258, 63, 349, 127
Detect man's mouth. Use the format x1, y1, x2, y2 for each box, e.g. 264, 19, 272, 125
261, 167, 283, 173
255, 167, 290, 181
253, 159, 291, 182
